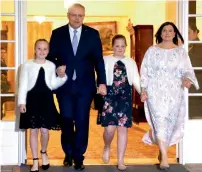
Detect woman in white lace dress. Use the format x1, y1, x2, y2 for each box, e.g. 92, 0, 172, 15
140, 22, 199, 170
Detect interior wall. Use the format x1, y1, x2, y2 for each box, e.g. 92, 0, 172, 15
25, 0, 178, 55
131, 1, 177, 41
1, 0, 180, 56
166, 0, 177, 24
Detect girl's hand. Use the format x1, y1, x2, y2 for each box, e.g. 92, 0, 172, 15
57, 65, 66, 78
141, 91, 148, 102
20, 104, 26, 113
181, 78, 192, 89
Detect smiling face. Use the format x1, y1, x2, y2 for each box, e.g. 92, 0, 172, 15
34, 41, 49, 60
161, 24, 176, 42
112, 38, 126, 57
68, 5, 85, 29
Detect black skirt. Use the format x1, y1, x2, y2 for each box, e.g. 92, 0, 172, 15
19, 67, 61, 130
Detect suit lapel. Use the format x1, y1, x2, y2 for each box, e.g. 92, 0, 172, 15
75, 25, 88, 58
64, 24, 75, 57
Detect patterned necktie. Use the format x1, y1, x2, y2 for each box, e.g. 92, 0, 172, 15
72, 29, 78, 80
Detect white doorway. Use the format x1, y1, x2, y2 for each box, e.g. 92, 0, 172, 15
0, 0, 26, 165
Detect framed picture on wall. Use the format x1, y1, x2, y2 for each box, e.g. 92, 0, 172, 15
85, 21, 117, 56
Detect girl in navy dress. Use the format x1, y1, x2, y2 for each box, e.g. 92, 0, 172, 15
18, 39, 67, 172
100, 35, 140, 171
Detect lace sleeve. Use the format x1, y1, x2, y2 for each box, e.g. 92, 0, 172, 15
140, 48, 150, 89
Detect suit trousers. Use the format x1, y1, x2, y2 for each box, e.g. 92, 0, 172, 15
57, 81, 94, 162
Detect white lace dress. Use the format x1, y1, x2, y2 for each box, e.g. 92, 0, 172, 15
140, 45, 199, 146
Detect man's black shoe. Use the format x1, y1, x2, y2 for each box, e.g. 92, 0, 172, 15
63, 155, 73, 167
74, 162, 85, 171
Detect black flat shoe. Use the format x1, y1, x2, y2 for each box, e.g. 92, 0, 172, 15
40, 150, 50, 170
30, 158, 39, 172
63, 155, 73, 167
74, 161, 85, 171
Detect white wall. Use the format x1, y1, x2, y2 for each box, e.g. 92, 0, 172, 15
2, 0, 178, 55
184, 121, 202, 163
0, 122, 19, 165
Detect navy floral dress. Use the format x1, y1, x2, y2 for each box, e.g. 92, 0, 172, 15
100, 60, 132, 128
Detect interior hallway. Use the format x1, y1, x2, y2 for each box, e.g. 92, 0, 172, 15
26, 110, 176, 165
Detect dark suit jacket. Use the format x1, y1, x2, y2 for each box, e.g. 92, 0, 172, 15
47, 24, 106, 96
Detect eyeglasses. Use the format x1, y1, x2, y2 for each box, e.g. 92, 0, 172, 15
68, 13, 85, 18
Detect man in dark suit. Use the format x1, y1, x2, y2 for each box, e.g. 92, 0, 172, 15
47, 3, 106, 171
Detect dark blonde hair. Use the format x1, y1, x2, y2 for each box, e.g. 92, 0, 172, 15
34, 39, 49, 58
112, 34, 127, 46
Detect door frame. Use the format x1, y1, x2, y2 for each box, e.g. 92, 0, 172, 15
178, 0, 202, 164
0, 0, 27, 165
177, 0, 189, 165
17, 0, 27, 165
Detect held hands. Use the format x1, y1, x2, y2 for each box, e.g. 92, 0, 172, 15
97, 84, 107, 96
20, 104, 26, 113
56, 65, 66, 78
140, 91, 148, 102
181, 77, 192, 89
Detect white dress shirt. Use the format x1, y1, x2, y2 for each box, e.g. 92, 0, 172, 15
104, 55, 141, 94
69, 25, 82, 43
18, 59, 67, 105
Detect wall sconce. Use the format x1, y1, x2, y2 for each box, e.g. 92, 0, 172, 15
64, 0, 78, 9
34, 16, 46, 24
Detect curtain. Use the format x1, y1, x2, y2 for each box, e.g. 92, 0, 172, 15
27, 22, 52, 59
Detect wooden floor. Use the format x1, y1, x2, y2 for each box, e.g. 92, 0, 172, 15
26, 110, 176, 165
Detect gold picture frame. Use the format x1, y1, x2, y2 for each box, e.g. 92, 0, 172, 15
85, 21, 117, 56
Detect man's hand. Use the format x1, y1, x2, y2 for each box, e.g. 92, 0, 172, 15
97, 84, 107, 96
56, 65, 66, 78
20, 104, 26, 113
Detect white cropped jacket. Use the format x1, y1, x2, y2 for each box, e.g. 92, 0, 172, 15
104, 56, 141, 94
18, 59, 67, 105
